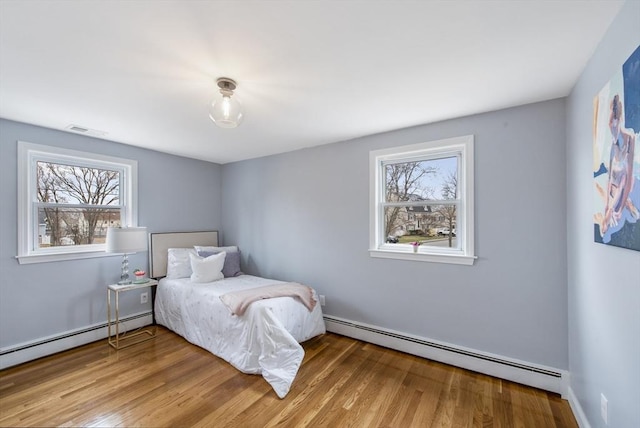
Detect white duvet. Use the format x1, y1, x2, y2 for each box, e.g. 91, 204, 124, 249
154, 275, 326, 398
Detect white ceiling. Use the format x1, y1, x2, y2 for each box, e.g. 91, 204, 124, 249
0, 0, 625, 164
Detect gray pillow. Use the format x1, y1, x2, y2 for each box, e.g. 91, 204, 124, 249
197, 249, 243, 278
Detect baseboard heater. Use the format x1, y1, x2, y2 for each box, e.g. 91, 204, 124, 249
0, 312, 152, 369
323, 315, 566, 395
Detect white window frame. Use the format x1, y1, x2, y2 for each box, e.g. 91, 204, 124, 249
369, 135, 476, 265
17, 141, 138, 264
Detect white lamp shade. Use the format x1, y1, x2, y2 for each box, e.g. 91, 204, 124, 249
106, 227, 148, 254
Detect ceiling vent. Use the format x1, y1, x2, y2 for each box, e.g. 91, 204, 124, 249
65, 124, 107, 137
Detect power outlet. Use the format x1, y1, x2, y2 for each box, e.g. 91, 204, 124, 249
319, 295, 326, 306
140, 292, 149, 304
600, 393, 608, 425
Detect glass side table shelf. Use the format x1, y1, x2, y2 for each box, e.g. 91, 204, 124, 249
107, 279, 158, 349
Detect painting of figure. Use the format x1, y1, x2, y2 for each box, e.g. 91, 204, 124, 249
593, 45, 640, 252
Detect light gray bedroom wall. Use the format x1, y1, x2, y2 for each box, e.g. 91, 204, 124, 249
222, 99, 569, 369
0, 119, 222, 349
566, 1, 640, 427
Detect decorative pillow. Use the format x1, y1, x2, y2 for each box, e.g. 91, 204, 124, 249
194, 245, 238, 253
166, 248, 197, 279
189, 252, 225, 283
197, 249, 243, 278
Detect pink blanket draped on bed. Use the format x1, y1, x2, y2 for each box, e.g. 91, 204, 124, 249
220, 282, 317, 316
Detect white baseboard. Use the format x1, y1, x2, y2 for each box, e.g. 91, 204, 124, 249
0, 312, 153, 370
567, 386, 591, 428
324, 315, 569, 397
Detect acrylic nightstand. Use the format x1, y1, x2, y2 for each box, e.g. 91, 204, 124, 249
107, 279, 158, 349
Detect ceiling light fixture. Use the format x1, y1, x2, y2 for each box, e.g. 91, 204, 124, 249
209, 77, 243, 129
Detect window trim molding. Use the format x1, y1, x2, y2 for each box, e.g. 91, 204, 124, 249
369, 135, 476, 265
17, 141, 138, 264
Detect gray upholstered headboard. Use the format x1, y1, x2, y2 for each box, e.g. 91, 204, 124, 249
149, 231, 219, 279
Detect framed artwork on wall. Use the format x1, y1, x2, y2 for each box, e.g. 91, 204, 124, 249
593, 45, 640, 252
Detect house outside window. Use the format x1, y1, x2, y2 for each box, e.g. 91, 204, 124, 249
17, 142, 138, 264
369, 135, 475, 265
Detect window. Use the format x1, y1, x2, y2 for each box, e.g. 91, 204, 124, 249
369, 135, 475, 265
17, 142, 138, 264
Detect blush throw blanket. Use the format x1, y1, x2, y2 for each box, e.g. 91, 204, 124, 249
220, 282, 317, 316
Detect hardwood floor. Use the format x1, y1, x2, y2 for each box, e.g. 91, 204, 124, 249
0, 327, 577, 427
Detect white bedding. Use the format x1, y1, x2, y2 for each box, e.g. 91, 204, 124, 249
154, 274, 326, 398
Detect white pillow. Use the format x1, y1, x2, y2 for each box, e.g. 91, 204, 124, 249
166, 248, 197, 279
189, 252, 226, 283
194, 245, 238, 253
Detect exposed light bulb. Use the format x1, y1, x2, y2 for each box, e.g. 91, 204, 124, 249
209, 77, 243, 129
222, 95, 231, 120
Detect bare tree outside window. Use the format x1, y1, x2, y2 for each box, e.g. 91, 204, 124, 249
383, 156, 458, 247
435, 171, 458, 247
37, 164, 65, 246
36, 162, 121, 248
384, 162, 436, 238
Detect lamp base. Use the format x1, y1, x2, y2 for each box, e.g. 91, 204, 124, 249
118, 253, 131, 285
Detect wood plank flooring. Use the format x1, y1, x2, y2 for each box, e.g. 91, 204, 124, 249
0, 327, 577, 427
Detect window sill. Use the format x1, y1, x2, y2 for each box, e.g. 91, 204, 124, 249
369, 249, 476, 265
16, 251, 119, 265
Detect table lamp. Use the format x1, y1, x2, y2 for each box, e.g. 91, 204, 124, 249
106, 227, 148, 285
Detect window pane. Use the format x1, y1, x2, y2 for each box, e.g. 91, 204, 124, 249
36, 161, 121, 205
384, 156, 457, 202
384, 204, 457, 248
37, 207, 121, 248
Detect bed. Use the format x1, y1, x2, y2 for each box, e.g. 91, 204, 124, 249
149, 231, 326, 398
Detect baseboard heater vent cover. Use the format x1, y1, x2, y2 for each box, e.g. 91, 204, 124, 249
323, 315, 566, 395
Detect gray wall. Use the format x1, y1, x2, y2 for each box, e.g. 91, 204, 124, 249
222, 99, 569, 369
0, 119, 222, 349
566, 1, 640, 427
